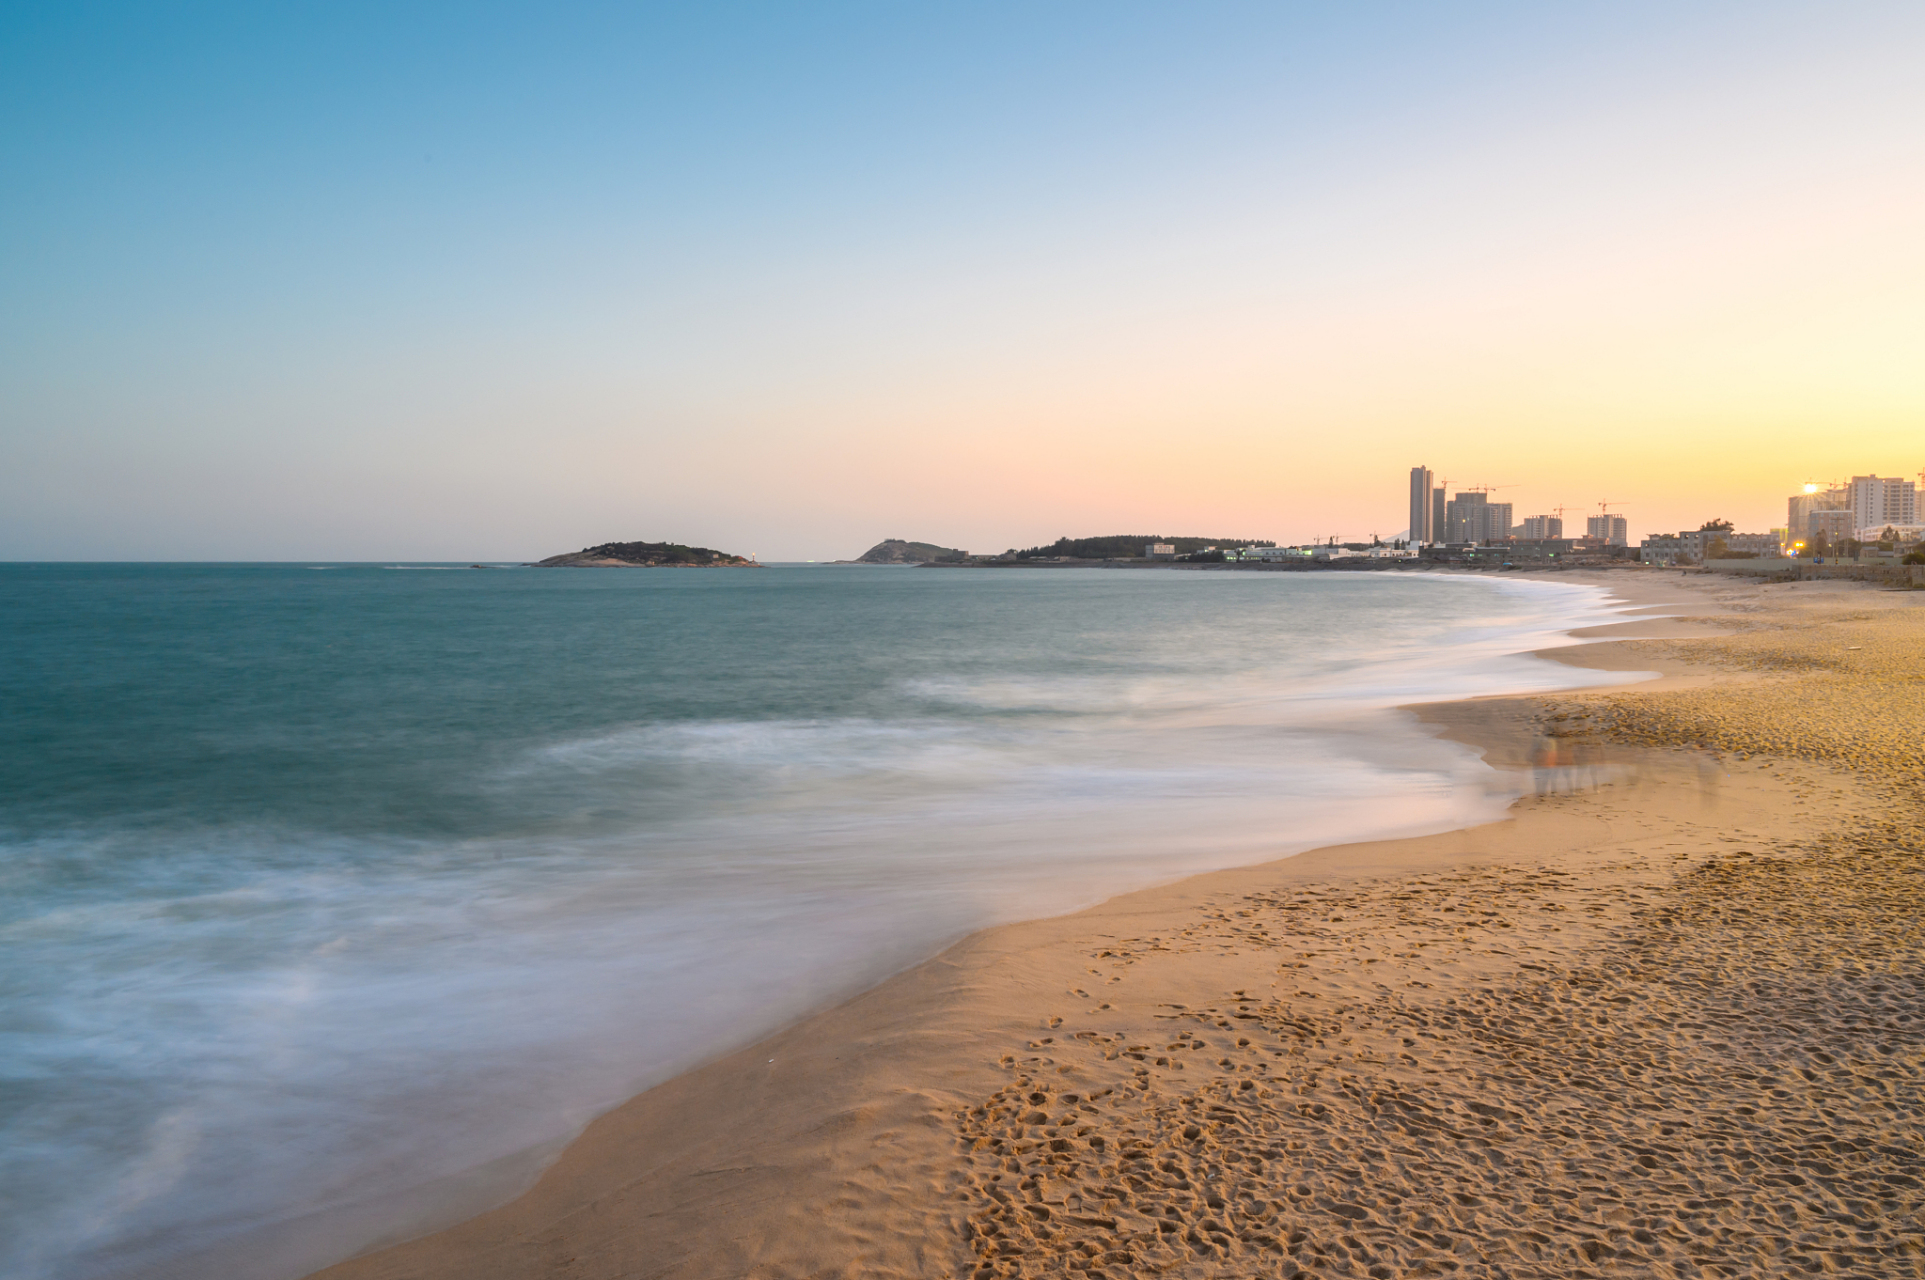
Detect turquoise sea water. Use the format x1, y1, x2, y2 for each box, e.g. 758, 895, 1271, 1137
0, 564, 1633, 1279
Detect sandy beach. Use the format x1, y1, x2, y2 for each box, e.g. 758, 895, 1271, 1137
312, 570, 1925, 1280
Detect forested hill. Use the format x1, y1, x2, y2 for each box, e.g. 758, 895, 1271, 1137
535, 541, 756, 566
855, 539, 967, 563
1009, 535, 1275, 560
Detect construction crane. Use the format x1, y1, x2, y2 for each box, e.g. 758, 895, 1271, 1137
1464, 483, 1519, 493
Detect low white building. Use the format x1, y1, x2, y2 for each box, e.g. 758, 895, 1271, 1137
1640, 535, 1687, 566
1858, 524, 1925, 543
1717, 532, 1784, 557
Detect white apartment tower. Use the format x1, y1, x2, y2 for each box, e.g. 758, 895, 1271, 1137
1408, 466, 1435, 543
1848, 475, 1917, 533
1518, 515, 1563, 540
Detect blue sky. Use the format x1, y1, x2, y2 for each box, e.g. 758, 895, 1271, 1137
5, 3, 1923, 558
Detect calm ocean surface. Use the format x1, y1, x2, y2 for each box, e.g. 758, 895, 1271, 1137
0, 564, 1635, 1278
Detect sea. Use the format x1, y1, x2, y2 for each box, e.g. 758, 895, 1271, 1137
0, 563, 1639, 1279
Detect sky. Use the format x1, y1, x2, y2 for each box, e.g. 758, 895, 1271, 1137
3, 1, 1922, 560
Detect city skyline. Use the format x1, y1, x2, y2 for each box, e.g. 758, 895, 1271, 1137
5, 3, 1924, 561
1405, 463, 1925, 555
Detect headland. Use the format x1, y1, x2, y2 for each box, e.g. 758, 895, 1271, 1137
311, 571, 1925, 1280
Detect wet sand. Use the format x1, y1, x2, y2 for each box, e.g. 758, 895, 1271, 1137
312, 571, 1925, 1280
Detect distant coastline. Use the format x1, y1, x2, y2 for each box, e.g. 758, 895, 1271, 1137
913, 555, 1644, 574
847, 532, 1647, 573
529, 532, 1653, 574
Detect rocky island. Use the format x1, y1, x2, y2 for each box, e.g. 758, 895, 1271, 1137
850, 538, 968, 564
534, 541, 758, 567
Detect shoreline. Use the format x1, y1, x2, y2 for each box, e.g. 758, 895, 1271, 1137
310, 571, 1925, 1280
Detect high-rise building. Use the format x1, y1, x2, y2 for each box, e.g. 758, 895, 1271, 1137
1848, 475, 1917, 531
1789, 485, 1849, 541
1432, 486, 1447, 544
1408, 466, 1435, 543
1443, 493, 1478, 542
1518, 515, 1563, 540
1586, 514, 1629, 546
1808, 509, 1855, 545
1444, 493, 1513, 543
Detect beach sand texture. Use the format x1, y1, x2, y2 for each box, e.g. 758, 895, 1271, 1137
313, 573, 1925, 1280
949, 815, 1923, 1279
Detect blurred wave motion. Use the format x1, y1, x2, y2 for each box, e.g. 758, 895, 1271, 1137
0, 563, 1630, 1279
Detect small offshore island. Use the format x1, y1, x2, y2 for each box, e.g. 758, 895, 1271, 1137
850, 538, 970, 564
534, 540, 759, 568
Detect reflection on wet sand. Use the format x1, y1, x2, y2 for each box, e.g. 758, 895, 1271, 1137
1527, 733, 1721, 802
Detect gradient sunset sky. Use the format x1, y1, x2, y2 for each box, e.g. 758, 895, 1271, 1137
4, 2, 1922, 560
